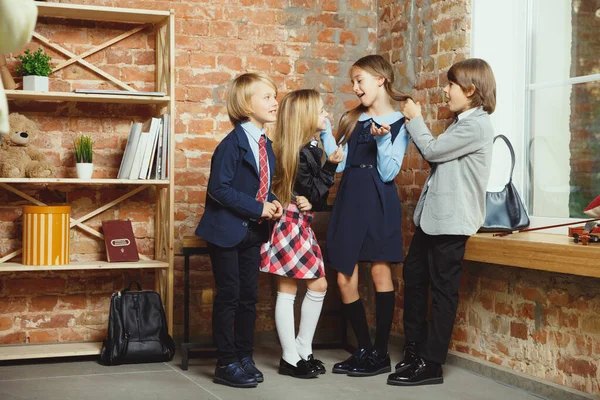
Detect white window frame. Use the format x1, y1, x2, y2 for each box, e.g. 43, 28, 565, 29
471, 0, 600, 234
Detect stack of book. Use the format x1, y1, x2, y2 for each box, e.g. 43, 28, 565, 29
117, 114, 170, 180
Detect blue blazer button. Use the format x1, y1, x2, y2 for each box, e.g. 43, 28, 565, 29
242, 221, 248, 227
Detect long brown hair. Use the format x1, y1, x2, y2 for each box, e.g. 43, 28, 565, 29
447, 58, 496, 114
272, 89, 322, 207
336, 55, 411, 145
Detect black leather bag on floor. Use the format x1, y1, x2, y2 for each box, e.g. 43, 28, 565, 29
101, 281, 175, 365
479, 135, 530, 232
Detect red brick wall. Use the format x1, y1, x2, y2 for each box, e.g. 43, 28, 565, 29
0, 0, 377, 344
375, 0, 599, 394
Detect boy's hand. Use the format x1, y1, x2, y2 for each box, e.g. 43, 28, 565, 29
261, 202, 277, 219
296, 196, 312, 212
370, 123, 390, 136
272, 200, 283, 218
402, 99, 422, 120
327, 145, 344, 164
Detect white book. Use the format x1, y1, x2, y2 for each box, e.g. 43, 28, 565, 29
117, 122, 142, 179
138, 118, 161, 179
128, 119, 155, 180
160, 114, 170, 180
144, 120, 163, 179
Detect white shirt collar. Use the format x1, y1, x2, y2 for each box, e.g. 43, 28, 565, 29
457, 107, 480, 121
357, 111, 404, 126
240, 121, 265, 143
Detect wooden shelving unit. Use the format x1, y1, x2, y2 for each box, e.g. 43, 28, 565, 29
1, 2, 176, 361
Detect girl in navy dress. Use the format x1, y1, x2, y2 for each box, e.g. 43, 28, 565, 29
321, 55, 410, 377
260, 89, 344, 379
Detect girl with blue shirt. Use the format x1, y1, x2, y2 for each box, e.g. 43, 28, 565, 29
321, 55, 411, 377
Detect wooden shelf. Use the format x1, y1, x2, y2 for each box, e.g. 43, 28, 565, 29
0, 178, 169, 185
5, 90, 170, 105
0, 342, 101, 361
0, 260, 169, 273
464, 232, 600, 278
36, 2, 170, 24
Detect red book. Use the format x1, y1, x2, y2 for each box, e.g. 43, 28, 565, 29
102, 220, 139, 262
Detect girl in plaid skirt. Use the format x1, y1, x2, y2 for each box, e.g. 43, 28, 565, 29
260, 89, 344, 379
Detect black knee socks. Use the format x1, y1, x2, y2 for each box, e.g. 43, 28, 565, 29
374, 291, 395, 354
343, 299, 372, 350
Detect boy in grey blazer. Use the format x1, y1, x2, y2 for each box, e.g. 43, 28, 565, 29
386, 58, 497, 386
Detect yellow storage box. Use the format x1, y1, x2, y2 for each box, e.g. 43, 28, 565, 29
22, 206, 70, 266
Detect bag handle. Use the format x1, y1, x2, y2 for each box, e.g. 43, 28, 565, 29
493, 135, 516, 182
124, 281, 142, 292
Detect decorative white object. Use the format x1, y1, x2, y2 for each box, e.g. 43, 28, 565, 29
23, 76, 49, 92
76, 163, 93, 179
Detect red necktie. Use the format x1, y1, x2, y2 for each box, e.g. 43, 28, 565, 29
256, 134, 268, 203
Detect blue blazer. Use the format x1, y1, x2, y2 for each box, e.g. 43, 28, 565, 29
195, 124, 277, 248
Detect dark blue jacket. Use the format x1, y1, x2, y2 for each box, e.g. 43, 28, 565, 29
195, 124, 277, 248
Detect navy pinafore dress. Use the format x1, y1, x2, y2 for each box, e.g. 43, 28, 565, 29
326, 118, 405, 276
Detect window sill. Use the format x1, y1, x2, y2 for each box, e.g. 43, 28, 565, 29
464, 232, 600, 278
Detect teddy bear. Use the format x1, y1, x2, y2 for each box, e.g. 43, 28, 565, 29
0, 113, 55, 178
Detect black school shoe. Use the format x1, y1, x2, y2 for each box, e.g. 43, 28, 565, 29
278, 358, 319, 379
387, 356, 443, 386
306, 354, 326, 375
240, 357, 264, 383
214, 362, 258, 388
347, 348, 391, 377
331, 347, 369, 374
394, 341, 418, 373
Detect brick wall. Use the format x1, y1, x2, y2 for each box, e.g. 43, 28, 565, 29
0, 0, 376, 344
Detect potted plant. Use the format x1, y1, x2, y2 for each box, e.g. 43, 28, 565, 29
15, 48, 53, 92
73, 134, 93, 179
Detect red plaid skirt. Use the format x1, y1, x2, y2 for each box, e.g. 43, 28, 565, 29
259, 202, 325, 279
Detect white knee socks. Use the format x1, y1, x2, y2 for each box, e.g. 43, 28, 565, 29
275, 292, 300, 365
295, 289, 326, 360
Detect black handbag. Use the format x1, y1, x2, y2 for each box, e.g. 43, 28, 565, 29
479, 135, 530, 232
101, 281, 175, 365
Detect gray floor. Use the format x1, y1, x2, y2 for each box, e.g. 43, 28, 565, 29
0, 344, 546, 400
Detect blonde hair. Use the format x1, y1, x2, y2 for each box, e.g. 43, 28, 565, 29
336, 55, 411, 145
272, 89, 322, 207
226, 72, 278, 126
447, 58, 496, 114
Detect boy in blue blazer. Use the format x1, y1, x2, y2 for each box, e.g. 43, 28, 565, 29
196, 72, 282, 388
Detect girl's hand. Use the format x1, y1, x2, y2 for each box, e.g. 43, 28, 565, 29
402, 99, 422, 120
370, 123, 390, 136
327, 145, 344, 164
296, 196, 313, 212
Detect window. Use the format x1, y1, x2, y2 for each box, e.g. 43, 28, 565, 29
472, 0, 600, 228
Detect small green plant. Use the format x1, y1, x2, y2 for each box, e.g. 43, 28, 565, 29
73, 134, 93, 163
15, 48, 54, 77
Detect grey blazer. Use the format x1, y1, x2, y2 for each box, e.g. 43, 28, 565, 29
407, 108, 494, 236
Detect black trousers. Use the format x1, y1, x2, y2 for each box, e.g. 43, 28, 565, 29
208, 222, 265, 365
402, 226, 469, 365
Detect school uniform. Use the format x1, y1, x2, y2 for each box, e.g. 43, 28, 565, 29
260, 139, 337, 279
195, 121, 276, 367
321, 113, 409, 375
322, 112, 409, 276
402, 107, 494, 365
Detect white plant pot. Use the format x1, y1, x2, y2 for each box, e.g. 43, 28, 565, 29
23, 75, 49, 92
76, 163, 94, 179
